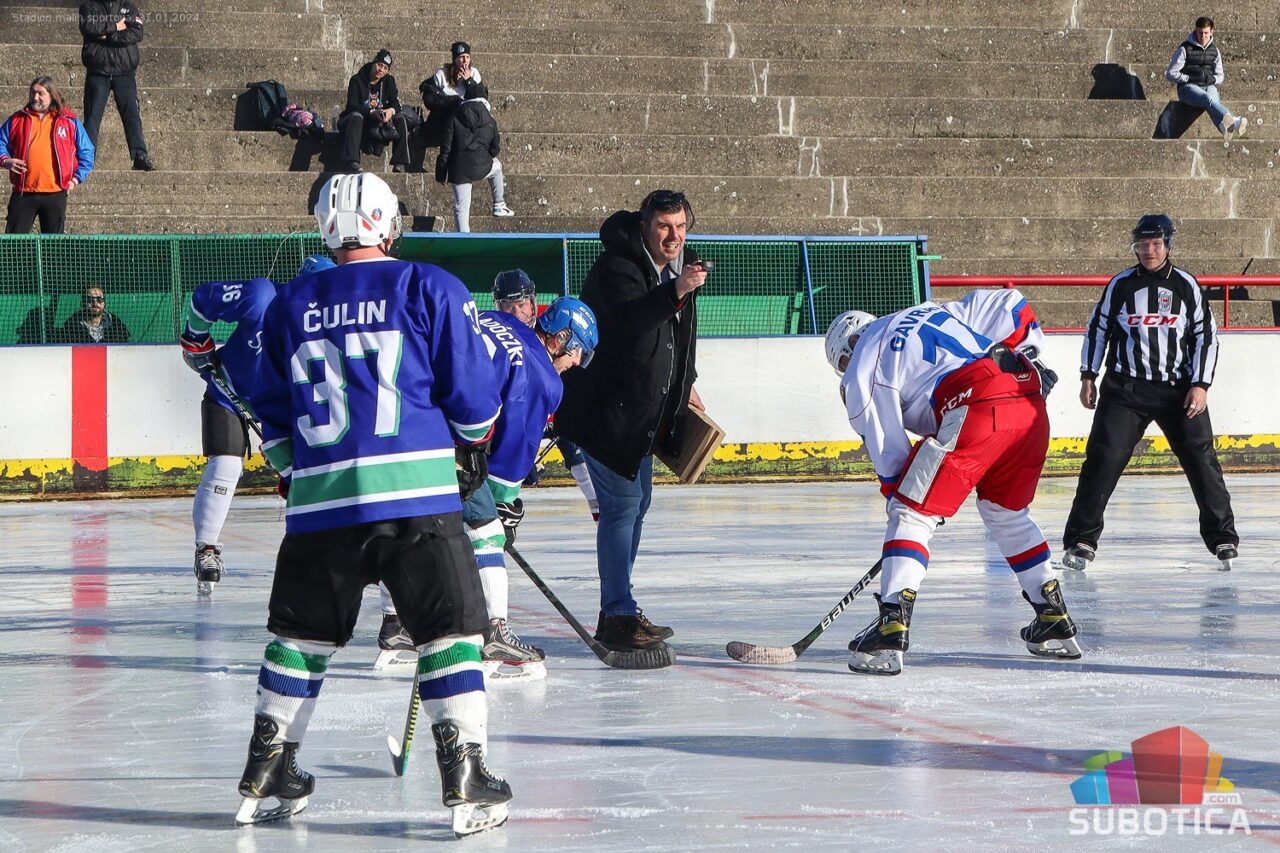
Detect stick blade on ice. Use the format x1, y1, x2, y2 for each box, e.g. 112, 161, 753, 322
603, 644, 677, 670
725, 640, 798, 664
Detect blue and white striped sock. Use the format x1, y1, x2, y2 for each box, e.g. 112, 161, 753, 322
418, 634, 488, 748
254, 636, 336, 742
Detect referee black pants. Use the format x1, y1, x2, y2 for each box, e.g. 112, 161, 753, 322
1063, 374, 1237, 555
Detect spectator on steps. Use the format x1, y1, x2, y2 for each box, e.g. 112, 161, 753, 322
419, 41, 482, 147
60, 285, 131, 343
0, 76, 95, 235
1166, 16, 1247, 143
78, 0, 154, 170
339, 49, 410, 173
435, 81, 514, 232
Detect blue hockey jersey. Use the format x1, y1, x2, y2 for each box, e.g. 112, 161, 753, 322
182, 277, 277, 414
477, 310, 564, 503
255, 258, 501, 533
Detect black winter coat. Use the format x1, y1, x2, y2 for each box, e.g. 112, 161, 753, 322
341, 64, 402, 120
435, 100, 499, 184
554, 209, 700, 479
58, 310, 131, 343
79, 0, 144, 76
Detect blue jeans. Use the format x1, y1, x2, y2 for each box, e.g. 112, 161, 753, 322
1177, 84, 1230, 130
583, 452, 653, 617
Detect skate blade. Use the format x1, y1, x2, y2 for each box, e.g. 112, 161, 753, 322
848, 649, 903, 676
1026, 637, 1083, 660
196, 580, 216, 596
451, 802, 509, 838
234, 794, 308, 826
1217, 559, 1233, 572
374, 649, 418, 671
482, 660, 547, 682
1059, 558, 1088, 571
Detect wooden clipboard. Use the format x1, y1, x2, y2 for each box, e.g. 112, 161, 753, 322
655, 407, 725, 484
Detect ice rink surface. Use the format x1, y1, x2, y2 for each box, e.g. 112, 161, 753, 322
2, 475, 1279, 851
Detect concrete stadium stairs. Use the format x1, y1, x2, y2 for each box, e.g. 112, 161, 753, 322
3, 0, 1279, 325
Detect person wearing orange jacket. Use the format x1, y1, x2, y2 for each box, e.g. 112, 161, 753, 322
0, 76, 95, 234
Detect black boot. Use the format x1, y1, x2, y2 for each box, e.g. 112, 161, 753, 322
234, 714, 314, 825
594, 613, 665, 652
1021, 579, 1082, 659
848, 589, 915, 676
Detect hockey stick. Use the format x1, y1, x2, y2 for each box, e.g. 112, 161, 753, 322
387, 672, 421, 776
206, 365, 264, 440
505, 544, 675, 670
725, 559, 883, 665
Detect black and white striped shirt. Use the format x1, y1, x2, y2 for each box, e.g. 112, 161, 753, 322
1080, 261, 1218, 386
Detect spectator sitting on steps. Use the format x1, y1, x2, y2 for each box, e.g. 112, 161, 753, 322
435, 81, 514, 233
1166, 16, 1247, 143
339, 49, 410, 173
60, 285, 130, 343
419, 41, 481, 148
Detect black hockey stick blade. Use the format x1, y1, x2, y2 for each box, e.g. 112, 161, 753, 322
387, 676, 421, 776
726, 559, 883, 665
505, 544, 675, 670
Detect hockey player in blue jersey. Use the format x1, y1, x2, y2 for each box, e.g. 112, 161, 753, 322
467, 292, 598, 680
178, 254, 336, 595
233, 173, 511, 838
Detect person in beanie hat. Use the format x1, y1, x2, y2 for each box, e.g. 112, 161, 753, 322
419, 40, 483, 146
435, 79, 514, 232
338, 48, 410, 172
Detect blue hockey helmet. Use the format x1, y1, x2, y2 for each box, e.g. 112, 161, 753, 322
299, 254, 337, 276
537, 296, 599, 368
493, 268, 537, 303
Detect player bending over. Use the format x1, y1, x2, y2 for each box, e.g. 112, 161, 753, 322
234, 173, 511, 838
466, 292, 598, 680
178, 254, 335, 595
827, 288, 1080, 676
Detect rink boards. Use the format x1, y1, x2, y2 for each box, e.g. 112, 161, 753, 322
2, 334, 1280, 495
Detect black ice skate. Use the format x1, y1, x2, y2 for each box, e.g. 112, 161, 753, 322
234, 714, 314, 826
1021, 578, 1083, 660
1215, 543, 1238, 572
1060, 543, 1095, 571
848, 589, 915, 676
194, 544, 224, 596
374, 613, 417, 671
482, 618, 547, 682
433, 721, 512, 838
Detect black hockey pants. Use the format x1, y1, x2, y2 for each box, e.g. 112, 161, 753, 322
1063, 373, 1237, 555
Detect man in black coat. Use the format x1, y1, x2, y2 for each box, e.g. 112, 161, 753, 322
554, 190, 709, 652
338, 49, 410, 173
78, 0, 154, 170
58, 285, 131, 343
435, 81, 513, 232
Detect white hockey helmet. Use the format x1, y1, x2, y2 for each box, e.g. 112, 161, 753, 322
315, 173, 402, 250
824, 310, 876, 375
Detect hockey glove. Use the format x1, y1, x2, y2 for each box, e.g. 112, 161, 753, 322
455, 443, 490, 500
276, 476, 290, 500
496, 498, 524, 546
523, 461, 544, 487
1020, 345, 1059, 397
180, 332, 217, 374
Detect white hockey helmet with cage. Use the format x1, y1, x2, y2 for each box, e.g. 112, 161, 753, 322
824, 310, 876, 375
315, 173, 402, 250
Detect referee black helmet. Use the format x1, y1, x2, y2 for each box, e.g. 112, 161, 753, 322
1132, 214, 1176, 249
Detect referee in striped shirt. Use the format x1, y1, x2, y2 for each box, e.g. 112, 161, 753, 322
1062, 214, 1238, 571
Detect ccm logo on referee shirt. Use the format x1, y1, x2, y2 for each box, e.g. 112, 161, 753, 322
1126, 315, 1179, 326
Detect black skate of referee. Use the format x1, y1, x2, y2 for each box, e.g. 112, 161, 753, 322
1062, 214, 1238, 572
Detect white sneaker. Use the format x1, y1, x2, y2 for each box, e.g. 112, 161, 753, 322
1235, 116, 1247, 138
1222, 116, 1236, 142
491, 203, 515, 217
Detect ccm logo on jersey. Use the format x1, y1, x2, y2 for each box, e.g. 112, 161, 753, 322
1126, 315, 1178, 326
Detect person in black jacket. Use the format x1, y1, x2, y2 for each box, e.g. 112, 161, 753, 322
58, 285, 131, 343
1165, 16, 1247, 142
419, 41, 481, 147
338, 49, 410, 173
554, 190, 709, 652
78, 0, 154, 170
1062, 214, 1238, 572
435, 81, 513, 232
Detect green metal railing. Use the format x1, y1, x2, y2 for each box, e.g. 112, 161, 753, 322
0, 232, 930, 344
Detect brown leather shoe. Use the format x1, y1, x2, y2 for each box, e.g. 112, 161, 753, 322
594, 614, 665, 652
635, 609, 674, 640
